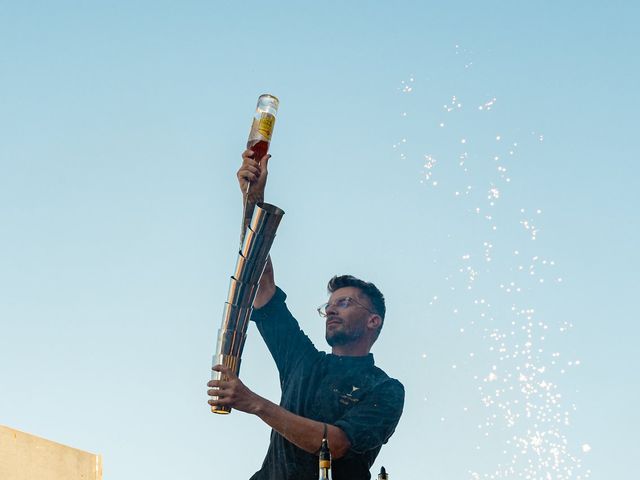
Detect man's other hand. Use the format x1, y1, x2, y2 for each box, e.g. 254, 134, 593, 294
208, 364, 264, 415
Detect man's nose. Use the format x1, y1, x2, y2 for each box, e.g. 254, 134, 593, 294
325, 302, 339, 316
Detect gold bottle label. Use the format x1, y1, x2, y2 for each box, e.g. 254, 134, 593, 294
248, 113, 275, 143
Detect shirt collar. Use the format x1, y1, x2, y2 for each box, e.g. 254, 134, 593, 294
326, 353, 374, 368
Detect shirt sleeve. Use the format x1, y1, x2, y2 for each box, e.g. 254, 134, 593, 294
251, 286, 318, 384
333, 378, 405, 454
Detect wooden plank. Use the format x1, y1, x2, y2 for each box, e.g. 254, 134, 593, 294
0, 425, 102, 480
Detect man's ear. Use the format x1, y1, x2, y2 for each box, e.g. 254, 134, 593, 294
367, 314, 382, 332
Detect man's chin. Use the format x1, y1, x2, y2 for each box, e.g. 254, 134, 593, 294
326, 332, 350, 347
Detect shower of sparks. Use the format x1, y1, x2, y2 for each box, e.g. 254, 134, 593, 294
479, 98, 498, 111
519, 212, 540, 241
400, 75, 415, 93
422, 154, 438, 182
402, 63, 590, 479
532, 131, 545, 142
455, 44, 475, 69
444, 95, 463, 112
459, 152, 469, 170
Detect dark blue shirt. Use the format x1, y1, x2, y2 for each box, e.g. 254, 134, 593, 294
249, 287, 404, 480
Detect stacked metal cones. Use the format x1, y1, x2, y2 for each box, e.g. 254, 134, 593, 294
211, 202, 285, 414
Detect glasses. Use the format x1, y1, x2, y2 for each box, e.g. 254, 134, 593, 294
317, 296, 375, 318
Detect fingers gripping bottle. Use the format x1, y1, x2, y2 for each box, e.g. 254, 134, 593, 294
247, 94, 279, 162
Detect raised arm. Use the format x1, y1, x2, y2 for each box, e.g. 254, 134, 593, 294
236, 149, 275, 308
210, 152, 352, 457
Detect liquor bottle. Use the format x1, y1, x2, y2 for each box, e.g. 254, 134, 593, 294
378, 466, 389, 480
247, 94, 279, 163
241, 93, 280, 239
318, 435, 332, 480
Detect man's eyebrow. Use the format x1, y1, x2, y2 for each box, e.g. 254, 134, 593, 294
329, 295, 352, 303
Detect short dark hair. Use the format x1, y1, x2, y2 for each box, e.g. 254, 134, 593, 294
327, 275, 386, 335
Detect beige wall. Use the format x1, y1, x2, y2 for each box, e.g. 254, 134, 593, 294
0, 425, 102, 480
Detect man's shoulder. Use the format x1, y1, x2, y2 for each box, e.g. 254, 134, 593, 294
362, 364, 405, 395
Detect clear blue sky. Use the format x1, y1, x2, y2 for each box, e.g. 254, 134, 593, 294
1, 1, 638, 478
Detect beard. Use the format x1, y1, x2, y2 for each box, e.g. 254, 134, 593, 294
326, 330, 357, 347
325, 321, 365, 347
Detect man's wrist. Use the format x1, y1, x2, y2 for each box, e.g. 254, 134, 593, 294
245, 189, 264, 205
251, 395, 271, 416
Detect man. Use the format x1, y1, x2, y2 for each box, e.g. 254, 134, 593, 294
207, 150, 404, 479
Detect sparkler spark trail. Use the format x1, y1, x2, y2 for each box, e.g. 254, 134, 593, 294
396, 52, 590, 478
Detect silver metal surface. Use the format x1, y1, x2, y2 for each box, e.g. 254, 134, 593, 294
232, 251, 257, 284
249, 203, 285, 237
211, 201, 285, 414
215, 328, 248, 358
220, 302, 253, 333
240, 226, 270, 260
226, 276, 258, 308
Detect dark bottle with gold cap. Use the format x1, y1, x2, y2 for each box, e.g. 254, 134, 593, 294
378, 466, 389, 479
318, 431, 332, 480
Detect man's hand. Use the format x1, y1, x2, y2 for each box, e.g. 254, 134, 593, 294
208, 364, 265, 414
237, 149, 270, 204
206, 364, 352, 458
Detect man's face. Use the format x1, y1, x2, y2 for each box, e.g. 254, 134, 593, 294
324, 287, 374, 347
